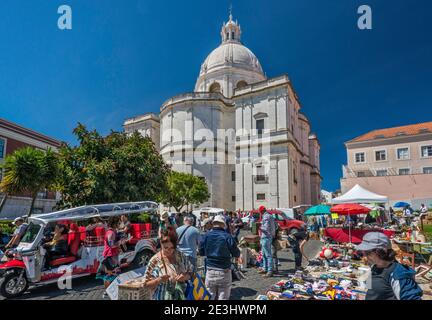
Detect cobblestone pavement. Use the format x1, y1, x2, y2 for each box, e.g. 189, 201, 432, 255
0, 233, 322, 300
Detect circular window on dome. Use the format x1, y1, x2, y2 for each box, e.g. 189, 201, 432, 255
209, 82, 221, 93
236, 80, 248, 89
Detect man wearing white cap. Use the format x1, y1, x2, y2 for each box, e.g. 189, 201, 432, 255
199, 215, 240, 300
5, 217, 28, 249
356, 232, 422, 300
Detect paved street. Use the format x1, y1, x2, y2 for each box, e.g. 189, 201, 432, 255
0, 236, 322, 301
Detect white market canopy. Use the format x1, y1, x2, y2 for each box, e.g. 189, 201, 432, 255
332, 184, 388, 204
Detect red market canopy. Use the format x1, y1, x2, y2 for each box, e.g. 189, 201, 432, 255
330, 203, 371, 215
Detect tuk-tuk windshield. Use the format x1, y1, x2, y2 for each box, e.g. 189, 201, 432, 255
20, 222, 41, 244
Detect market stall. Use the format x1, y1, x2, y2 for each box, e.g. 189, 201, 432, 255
331, 184, 388, 204
324, 227, 395, 244
256, 244, 370, 300
330, 203, 371, 243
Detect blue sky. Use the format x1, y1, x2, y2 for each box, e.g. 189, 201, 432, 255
0, 0, 431, 191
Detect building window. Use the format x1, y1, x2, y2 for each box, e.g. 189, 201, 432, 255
258, 143, 262, 157
421, 145, 432, 158
170, 150, 174, 157
423, 167, 432, 174
256, 193, 266, 201
231, 171, 235, 181
293, 167, 297, 184
399, 168, 410, 175
357, 171, 366, 177
231, 32, 235, 40
294, 195, 297, 202
256, 119, 264, 135
355, 152, 365, 163
256, 175, 267, 182
254, 165, 268, 183
209, 82, 221, 93
236, 80, 248, 89
0, 138, 5, 159
397, 148, 409, 160
232, 196, 236, 202
375, 150, 387, 161
376, 169, 387, 176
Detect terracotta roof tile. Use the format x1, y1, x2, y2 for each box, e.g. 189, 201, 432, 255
349, 121, 432, 143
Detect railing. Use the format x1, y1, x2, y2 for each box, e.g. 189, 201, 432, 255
234, 74, 289, 95
342, 165, 432, 178
161, 92, 234, 110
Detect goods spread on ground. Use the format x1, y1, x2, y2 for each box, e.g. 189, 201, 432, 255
256, 244, 372, 300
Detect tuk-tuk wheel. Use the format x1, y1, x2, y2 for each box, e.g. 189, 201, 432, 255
132, 250, 153, 269
0, 272, 29, 299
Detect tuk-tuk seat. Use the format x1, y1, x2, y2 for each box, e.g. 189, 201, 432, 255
49, 226, 81, 267
49, 256, 77, 266
128, 223, 151, 244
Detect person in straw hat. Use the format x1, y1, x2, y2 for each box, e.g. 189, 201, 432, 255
158, 211, 178, 238
199, 215, 240, 300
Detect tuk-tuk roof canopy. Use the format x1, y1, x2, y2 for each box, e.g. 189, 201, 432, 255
29, 201, 159, 224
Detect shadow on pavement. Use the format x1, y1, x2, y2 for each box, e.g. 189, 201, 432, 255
231, 286, 258, 300
13, 276, 103, 300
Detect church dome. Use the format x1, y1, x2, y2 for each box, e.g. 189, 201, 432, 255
199, 42, 264, 77
195, 13, 266, 96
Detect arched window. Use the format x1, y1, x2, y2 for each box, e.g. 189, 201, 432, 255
236, 80, 248, 89
209, 82, 221, 93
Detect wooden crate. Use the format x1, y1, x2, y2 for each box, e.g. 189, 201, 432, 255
118, 279, 152, 300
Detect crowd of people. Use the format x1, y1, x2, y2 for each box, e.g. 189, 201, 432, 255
143, 210, 243, 300
138, 206, 314, 300
0, 202, 428, 301
304, 203, 430, 235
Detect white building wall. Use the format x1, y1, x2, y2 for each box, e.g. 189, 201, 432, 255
278, 158, 290, 208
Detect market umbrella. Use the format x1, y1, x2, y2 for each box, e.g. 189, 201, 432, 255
394, 201, 410, 208
331, 203, 371, 215
330, 204, 371, 243
304, 205, 331, 216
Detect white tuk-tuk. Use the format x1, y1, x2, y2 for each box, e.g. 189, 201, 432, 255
0, 201, 159, 298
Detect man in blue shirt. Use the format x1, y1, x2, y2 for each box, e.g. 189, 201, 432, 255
176, 216, 201, 272
199, 215, 240, 300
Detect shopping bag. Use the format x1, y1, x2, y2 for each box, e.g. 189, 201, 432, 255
185, 273, 211, 300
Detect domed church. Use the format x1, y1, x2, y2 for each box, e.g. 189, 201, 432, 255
124, 14, 321, 211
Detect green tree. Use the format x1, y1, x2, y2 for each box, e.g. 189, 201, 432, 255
163, 171, 210, 212
0, 147, 58, 217
57, 123, 170, 207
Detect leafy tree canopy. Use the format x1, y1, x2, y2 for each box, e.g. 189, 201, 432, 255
163, 171, 210, 212
57, 123, 170, 208
0, 147, 58, 216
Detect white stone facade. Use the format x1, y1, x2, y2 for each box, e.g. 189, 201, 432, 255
124, 14, 321, 211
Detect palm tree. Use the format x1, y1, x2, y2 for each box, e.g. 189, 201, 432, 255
0, 147, 58, 217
